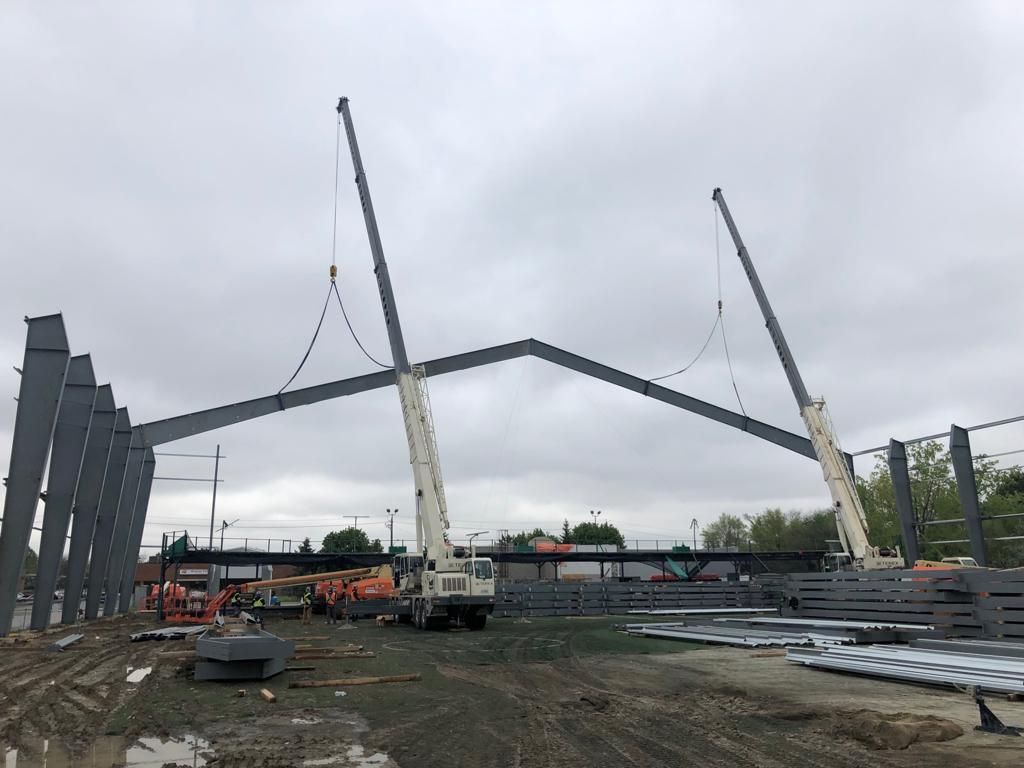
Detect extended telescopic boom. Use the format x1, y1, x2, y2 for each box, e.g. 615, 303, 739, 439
711, 188, 902, 570
336, 97, 452, 563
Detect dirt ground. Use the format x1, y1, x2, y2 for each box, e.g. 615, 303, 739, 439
1, 613, 1022, 767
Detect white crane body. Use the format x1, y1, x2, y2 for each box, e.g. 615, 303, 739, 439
712, 188, 903, 571
338, 98, 494, 628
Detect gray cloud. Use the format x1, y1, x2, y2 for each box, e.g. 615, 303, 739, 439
2, 2, 1023, 554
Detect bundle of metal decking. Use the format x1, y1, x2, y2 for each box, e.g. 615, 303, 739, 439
624, 622, 856, 647
786, 640, 1024, 694
622, 616, 937, 647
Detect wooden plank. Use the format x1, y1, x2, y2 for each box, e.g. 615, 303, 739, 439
288, 673, 421, 688
260, 688, 276, 703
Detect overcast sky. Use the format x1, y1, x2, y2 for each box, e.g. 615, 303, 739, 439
2, 2, 1023, 556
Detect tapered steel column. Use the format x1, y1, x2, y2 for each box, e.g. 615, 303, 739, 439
102, 426, 144, 616
0, 314, 70, 636
886, 439, 920, 565
950, 424, 988, 566
62, 385, 116, 624
117, 448, 156, 613
85, 407, 132, 619
30, 355, 97, 630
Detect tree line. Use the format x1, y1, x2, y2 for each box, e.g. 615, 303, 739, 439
701, 441, 1024, 567
304, 441, 1023, 567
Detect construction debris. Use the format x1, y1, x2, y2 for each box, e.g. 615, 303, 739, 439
787, 644, 1024, 694
624, 623, 853, 648
288, 673, 421, 689
260, 688, 276, 703
130, 625, 208, 642
47, 633, 84, 652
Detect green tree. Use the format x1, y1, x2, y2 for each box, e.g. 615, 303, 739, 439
321, 527, 383, 553
783, 509, 838, 551
700, 514, 748, 550
746, 508, 788, 550
497, 528, 557, 547
296, 537, 314, 553
569, 521, 624, 548
23, 546, 38, 574
560, 519, 574, 544
857, 441, 998, 559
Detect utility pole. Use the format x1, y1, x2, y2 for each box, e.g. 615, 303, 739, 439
208, 444, 221, 549
385, 508, 398, 551
590, 510, 603, 580
344, 515, 365, 552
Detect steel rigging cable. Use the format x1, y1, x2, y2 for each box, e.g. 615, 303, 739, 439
648, 203, 747, 414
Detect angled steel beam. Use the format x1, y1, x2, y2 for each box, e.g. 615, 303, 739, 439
949, 424, 988, 566
887, 439, 920, 565
102, 426, 145, 616
62, 385, 116, 624
117, 448, 156, 613
31, 355, 97, 630
137, 338, 815, 460
0, 314, 70, 636
137, 340, 531, 446
529, 340, 817, 460
84, 407, 132, 619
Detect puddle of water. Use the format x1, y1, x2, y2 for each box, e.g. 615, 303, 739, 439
4, 734, 210, 767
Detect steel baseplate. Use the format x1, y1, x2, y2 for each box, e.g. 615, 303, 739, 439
975, 689, 1022, 737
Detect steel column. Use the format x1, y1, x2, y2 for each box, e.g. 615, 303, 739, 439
117, 448, 156, 613
30, 355, 97, 630
84, 407, 132, 619
102, 426, 144, 615
62, 385, 116, 624
0, 314, 70, 636
949, 424, 988, 566
887, 439, 920, 565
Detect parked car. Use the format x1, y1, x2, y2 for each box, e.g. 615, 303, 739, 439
16, 592, 32, 603
54, 590, 64, 601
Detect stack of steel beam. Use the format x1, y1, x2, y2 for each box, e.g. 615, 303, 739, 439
623, 622, 858, 647
626, 607, 778, 616
786, 643, 1024, 694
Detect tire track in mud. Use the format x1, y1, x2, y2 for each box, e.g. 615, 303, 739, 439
0, 627, 165, 757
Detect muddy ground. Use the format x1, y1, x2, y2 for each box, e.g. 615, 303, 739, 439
1, 613, 1022, 767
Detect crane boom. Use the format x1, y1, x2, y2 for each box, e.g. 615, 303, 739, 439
337, 97, 451, 560
711, 188, 902, 570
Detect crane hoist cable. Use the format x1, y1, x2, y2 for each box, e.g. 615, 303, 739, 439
276, 113, 394, 394
648, 203, 748, 415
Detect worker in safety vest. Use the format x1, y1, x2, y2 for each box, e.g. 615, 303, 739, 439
325, 585, 338, 625
301, 587, 313, 625
230, 590, 243, 617
252, 591, 266, 624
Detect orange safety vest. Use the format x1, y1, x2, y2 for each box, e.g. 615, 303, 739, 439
326, 591, 337, 606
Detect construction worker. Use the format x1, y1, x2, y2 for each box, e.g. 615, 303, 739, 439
230, 590, 243, 617
252, 591, 265, 624
301, 586, 313, 625
325, 585, 338, 625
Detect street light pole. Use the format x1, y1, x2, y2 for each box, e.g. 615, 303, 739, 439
690, 518, 699, 551
385, 508, 398, 551
590, 510, 604, 580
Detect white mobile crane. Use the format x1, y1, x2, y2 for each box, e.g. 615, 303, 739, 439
712, 188, 904, 571
338, 98, 495, 629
